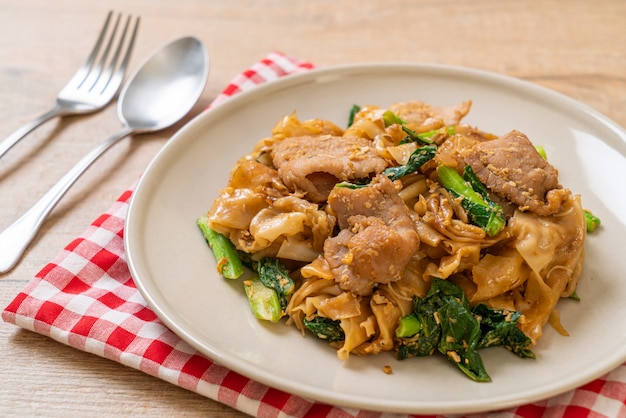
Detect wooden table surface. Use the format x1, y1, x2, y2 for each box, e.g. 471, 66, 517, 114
0, 0, 624, 416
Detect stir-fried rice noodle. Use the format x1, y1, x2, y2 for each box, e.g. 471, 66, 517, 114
204, 100, 586, 359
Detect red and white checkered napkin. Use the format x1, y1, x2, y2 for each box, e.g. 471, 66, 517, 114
3, 52, 625, 418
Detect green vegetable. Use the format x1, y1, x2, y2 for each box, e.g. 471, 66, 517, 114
473, 304, 535, 359
437, 165, 506, 236
335, 181, 368, 189
395, 279, 535, 382
395, 298, 441, 360
243, 275, 282, 323
462, 165, 490, 200
337, 144, 436, 186
196, 216, 244, 279
303, 316, 345, 342
383, 109, 407, 127
535, 145, 547, 159
395, 313, 421, 338
401, 125, 456, 145
584, 210, 601, 233
401, 126, 434, 144
383, 145, 437, 181
197, 220, 292, 322
236, 254, 295, 314
236, 249, 257, 270
336, 142, 437, 188
347, 104, 361, 127
257, 257, 295, 310
427, 279, 490, 382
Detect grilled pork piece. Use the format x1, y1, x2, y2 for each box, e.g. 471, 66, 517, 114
323, 175, 419, 296
271, 135, 388, 202
461, 130, 569, 216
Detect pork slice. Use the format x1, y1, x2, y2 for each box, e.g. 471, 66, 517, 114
270, 135, 388, 202
461, 130, 568, 216
388, 100, 472, 130
324, 175, 419, 295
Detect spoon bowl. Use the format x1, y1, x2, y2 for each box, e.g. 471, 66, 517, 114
120, 37, 209, 131
0, 36, 209, 273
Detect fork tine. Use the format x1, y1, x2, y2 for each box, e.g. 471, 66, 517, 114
94, 15, 129, 91
93, 15, 139, 95
0, 12, 139, 161
117, 17, 140, 79
97, 15, 140, 96
68, 11, 114, 89
82, 13, 121, 91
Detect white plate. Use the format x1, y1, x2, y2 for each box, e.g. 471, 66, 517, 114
125, 63, 626, 415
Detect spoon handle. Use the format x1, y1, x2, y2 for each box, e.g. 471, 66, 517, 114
0, 126, 134, 274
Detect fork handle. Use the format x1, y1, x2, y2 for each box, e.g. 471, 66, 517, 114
0, 126, 134, 273
0, 105, 67, 159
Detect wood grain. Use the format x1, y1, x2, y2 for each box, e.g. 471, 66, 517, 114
0, 0, 624, 416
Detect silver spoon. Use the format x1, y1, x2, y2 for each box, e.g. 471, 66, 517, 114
0, 36, 209, 273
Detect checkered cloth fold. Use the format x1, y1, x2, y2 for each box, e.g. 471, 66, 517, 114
3, 52, 625, 418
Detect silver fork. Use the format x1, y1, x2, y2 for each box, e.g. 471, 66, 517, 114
0, 11, 140, 159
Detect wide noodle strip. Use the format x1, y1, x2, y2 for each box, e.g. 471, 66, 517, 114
199, 99, 590, 381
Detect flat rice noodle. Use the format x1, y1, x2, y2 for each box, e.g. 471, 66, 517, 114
249, 209, 308, 249
208, 188, 269, 231
317, 291, 361, 320
471, 248, 530, 302
438, 243, 481, 279
337, 300, 373, 360
508, 193, 586, 342
358, 293, 402, 355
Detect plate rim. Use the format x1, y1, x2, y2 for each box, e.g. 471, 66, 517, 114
126, 62, 626, 414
